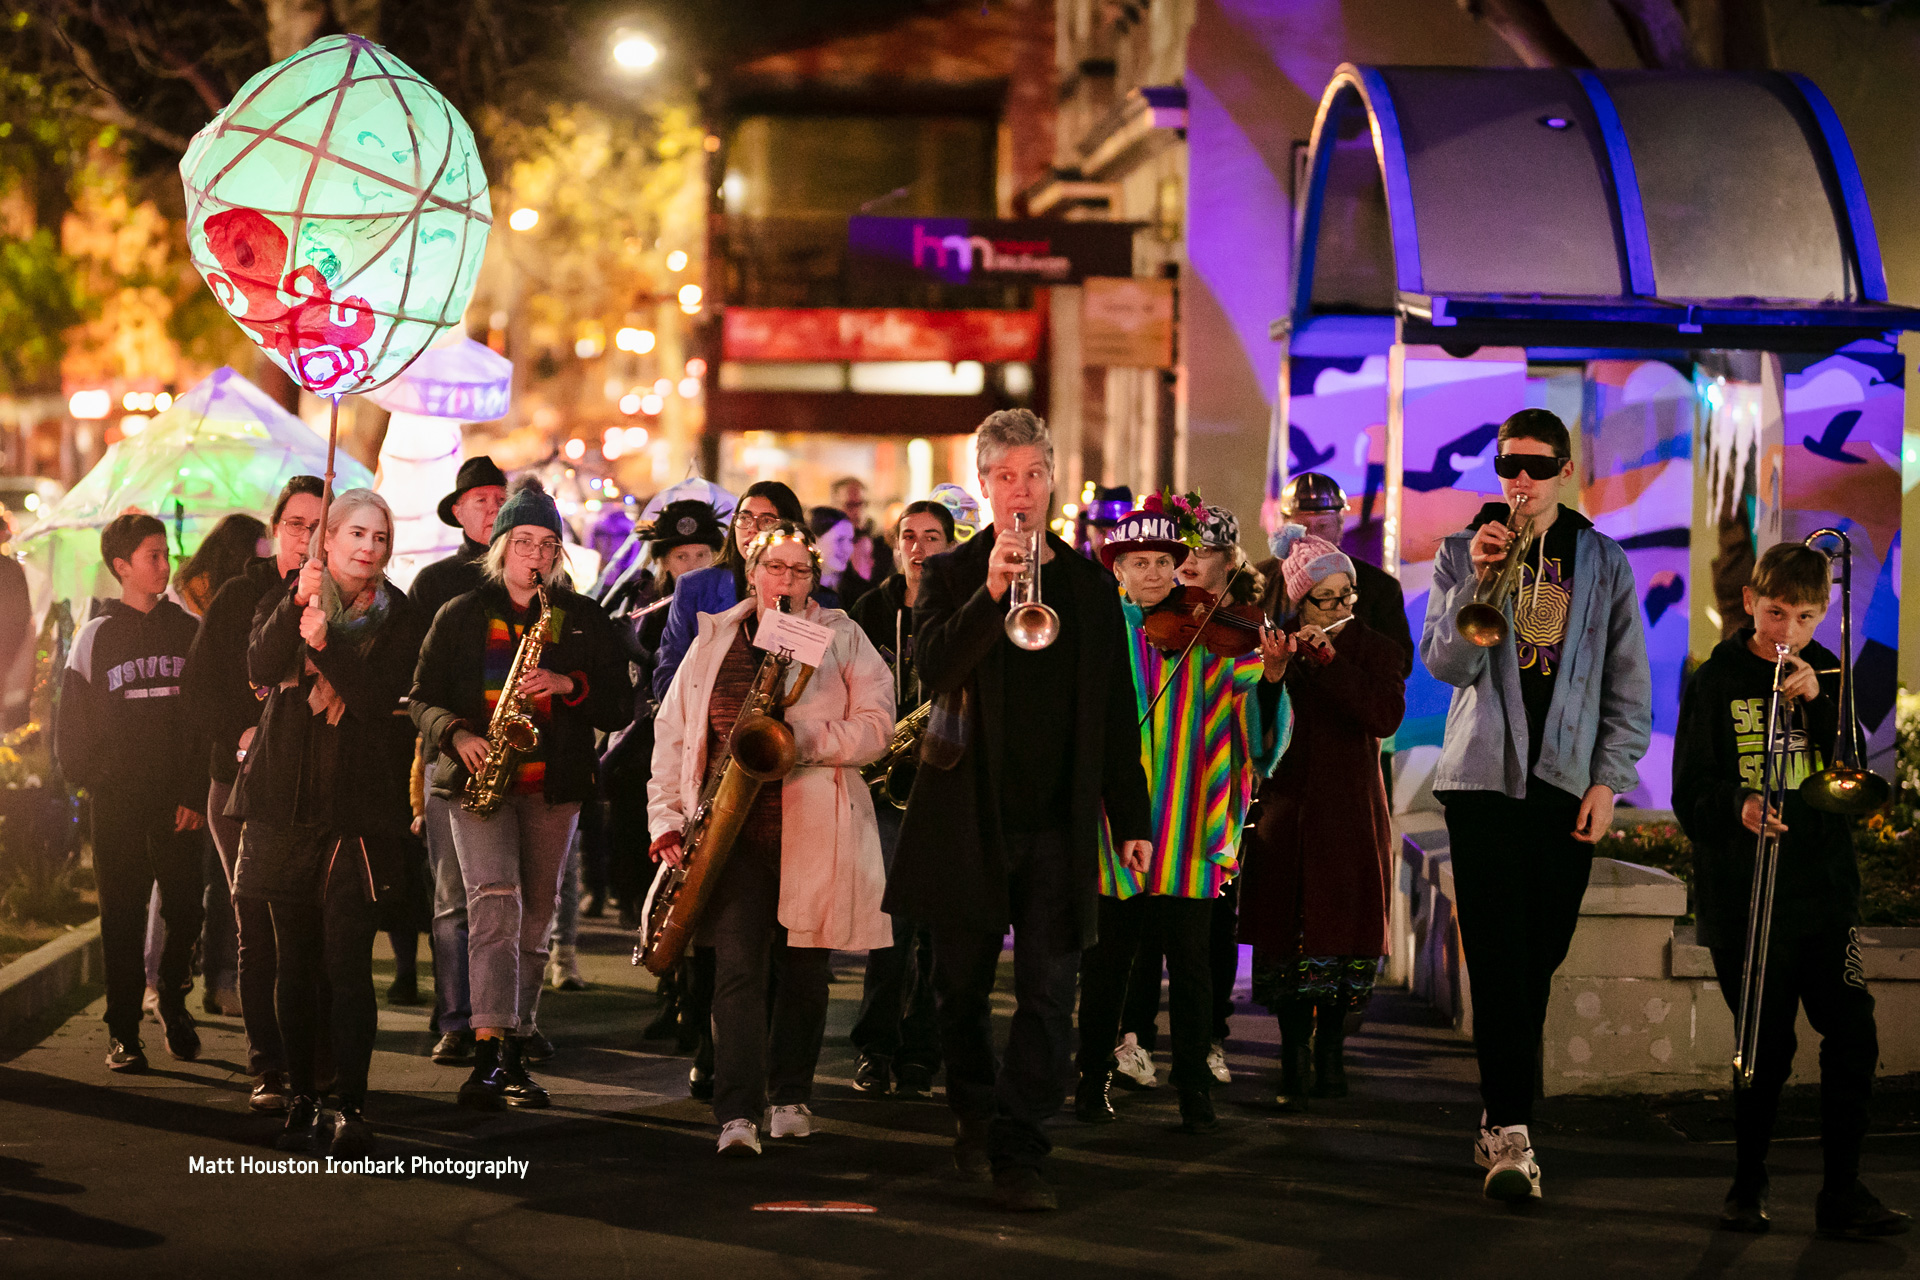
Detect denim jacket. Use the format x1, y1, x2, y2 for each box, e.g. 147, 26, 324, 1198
1418, 505, 1651, 799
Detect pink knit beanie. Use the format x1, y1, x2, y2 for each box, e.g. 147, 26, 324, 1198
1269, 523, 1355, 605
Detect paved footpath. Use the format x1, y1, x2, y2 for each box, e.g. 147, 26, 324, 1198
1, 916, 1914, 1279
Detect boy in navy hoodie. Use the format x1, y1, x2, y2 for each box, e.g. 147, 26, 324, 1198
1674, 541, 1908, 1239
54, 513, 207, 1072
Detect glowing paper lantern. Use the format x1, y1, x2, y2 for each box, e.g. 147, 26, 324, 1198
179, 34, 491, 398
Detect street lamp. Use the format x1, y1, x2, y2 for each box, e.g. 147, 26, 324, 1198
612, 33, 659, 71
509, 207, 539, 232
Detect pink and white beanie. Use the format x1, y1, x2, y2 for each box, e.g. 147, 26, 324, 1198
1269, 522, 1355, 605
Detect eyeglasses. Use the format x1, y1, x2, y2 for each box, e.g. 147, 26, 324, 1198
756, 561, 813, 579
1493, 454, 1568, 481
734, 511, 783, 531
278, 518, 319, 537
1305, 588, 1359, 610
508, 536, 562, 560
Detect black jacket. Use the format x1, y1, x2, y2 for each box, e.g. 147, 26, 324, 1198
848, 573, 922, 704
182, 556, 289, 785
232, 576, 424, 849
409, 537, 488, 629
1673, 629, 1859, 950
884, 527, 1151, 946
410, 581, 632, 805
54, 597, 205, 812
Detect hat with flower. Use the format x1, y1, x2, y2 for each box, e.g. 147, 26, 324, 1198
1269, 522, 1355, 604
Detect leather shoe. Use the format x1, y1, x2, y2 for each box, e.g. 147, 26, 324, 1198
1178, 1088, 1218, 1135
688, 1064, 714, 1101
1719, 1179, 1770, 1234
953, 1116, 991, 1182
893, 1065, 934, 1099
330, 1104, 375, 1157
520, 1029, 555, 1063
1074, 1072, 1116, 1124
250, 1071, 291, 1114
458, 1038, 509, 1111
275, 1096, 322, 1151
105, 1036, 148, 1073
386, 974, 422, 1006
431, 1029, 474, 1065
853, 1053, 891, 1095
993, 1164, 1058, 1212
502, 1037, 551, 1108
1816, 1180, 1912, 1239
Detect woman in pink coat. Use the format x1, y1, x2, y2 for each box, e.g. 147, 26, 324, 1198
648, 521, 895, 1156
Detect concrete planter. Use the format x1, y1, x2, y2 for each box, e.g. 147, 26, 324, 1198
1392, 820, 1920, 1094
0, 918, 101, 1039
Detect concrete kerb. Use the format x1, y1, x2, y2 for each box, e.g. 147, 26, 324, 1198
0, 917, 102, 1040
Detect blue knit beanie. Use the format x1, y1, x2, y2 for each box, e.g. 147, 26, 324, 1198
491, 477, 564, 544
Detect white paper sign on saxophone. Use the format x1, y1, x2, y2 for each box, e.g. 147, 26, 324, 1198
753, 610, 833, 669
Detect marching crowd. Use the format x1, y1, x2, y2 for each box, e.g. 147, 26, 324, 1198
48, 406, 1908, 1233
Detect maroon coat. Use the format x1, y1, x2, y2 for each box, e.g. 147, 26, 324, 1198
1238, 616, 1406, 957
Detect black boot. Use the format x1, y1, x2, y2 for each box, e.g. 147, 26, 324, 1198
642, 973, 682, 1041
458, 1037, 508, 1111
1311, 1000, 1349, 1099
1816, 1180, 1912, 1239
1274, 1003, 1313, 1113
330, 1102, 375, 1158
1075, 1070, 1116, 1124
502, 1036, 551, 1108
1719, 1164, 1770, 1234
275, 1096, 322, 1151
1178, 1087, 1218, 1134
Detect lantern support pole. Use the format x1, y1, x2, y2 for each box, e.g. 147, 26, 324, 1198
312, 394, 340, 568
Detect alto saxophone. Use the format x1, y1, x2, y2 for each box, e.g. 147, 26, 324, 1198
634, 599, 817, 976
462, 586, 550, 817
863, 700, 930, 810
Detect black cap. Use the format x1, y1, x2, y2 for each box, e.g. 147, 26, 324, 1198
1279, 472, 1347, 514
642, 500, 726, 554
437, 455, 509, 527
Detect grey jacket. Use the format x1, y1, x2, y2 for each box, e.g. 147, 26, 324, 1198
1418, 505, 1651, 799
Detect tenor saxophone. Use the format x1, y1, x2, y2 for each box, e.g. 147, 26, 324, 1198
634, 599, 817, 975
461, 586, 550, 817
862, 700, 930, 809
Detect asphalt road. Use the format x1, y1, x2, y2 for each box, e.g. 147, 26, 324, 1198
1, 916, 1914, 1279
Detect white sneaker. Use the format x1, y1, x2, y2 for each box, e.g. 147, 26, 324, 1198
1206, 1041, 1232, 1085
1481, 1125, 1542, 1201
1473, 1122, 1499, 1170
1113, 1033, 1159, 1089
717, 1119, 761, 1156
768, 1103, 813, 1140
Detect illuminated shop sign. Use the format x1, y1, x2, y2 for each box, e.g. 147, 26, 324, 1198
848, 216, 1136, 286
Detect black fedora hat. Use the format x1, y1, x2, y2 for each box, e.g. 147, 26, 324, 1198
437, 456, 509, 526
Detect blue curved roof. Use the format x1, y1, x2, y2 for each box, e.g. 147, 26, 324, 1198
1288, 65, 1919, 352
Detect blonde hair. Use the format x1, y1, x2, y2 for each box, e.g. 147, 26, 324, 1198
484, 531, 574, 590
324, 489, 395, 572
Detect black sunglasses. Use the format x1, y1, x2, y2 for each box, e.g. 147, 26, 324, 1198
1493, 453, 1568, 481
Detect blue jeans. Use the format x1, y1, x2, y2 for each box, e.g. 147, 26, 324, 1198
424, 795, 471, 1035
449, 793, 579, 1032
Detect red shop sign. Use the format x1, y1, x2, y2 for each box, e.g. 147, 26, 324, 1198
723, 308, 1042, 364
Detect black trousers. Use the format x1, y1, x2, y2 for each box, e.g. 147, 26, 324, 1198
261, 842, 377, 1106
704, 840, 831, 1125
1125, 876, 1242, 1049
1079, 893, 1215, 1091
1710, 928, 1877, 1191
1441, 784, 1593, 1129
931, 830, 1079, 1172
93, 798, 204, 1041
851, 803, 940, 1073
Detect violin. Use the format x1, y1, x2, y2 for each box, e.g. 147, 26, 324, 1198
1140, 584, 1268, 658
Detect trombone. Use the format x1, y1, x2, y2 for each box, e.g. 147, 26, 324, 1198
1456, 493, 1537, 647
1005, 511, 1060, 650
1732, 644, 1795, 1089
1799, 528, 1891, 815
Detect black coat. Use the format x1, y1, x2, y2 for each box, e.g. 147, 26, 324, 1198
409, 537, 488, 628
409, 581, 632, 805
884, 527, 1151, 947
183, 556, 288, 785
231, 576, 424, 884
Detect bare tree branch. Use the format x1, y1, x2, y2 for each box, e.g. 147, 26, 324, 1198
50, 17, 195, 152
1610, 0, 1697, 68
1456, 0, 1595, 68
263, 0, 327, 60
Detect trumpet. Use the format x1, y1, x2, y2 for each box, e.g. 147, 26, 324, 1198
1732, 644, 1795, 1089
1456, 494, 1537, 648
1799, 528, 1891, 815
1005, 511, 1060, 650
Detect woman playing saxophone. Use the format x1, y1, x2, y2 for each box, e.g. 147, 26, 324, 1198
648, 521, 895, 1155
410, 479, 632, 1113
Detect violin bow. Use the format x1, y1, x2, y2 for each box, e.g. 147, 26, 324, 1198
1138, 563, 1252, 727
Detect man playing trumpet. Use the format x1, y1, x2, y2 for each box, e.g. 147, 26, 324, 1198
1419, 408, 1651, 1203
